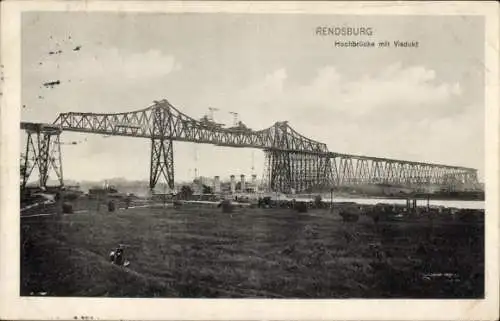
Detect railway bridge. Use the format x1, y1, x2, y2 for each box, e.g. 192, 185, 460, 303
20, 99, 480, 193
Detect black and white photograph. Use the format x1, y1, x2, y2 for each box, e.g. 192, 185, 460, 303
1, 1, 498, 320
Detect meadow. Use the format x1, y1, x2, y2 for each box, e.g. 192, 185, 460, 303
21, 204, 484, 298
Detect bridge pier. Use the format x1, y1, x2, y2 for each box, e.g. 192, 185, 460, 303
265, 150, 332, 194
149, 138, 174, 193
149, 105, 174, 193
21, 123, 63, 190
266, 150, 292, 193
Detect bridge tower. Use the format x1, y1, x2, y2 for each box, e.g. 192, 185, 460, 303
265, 122, 333, 194
149, 103, 174, 193
266, 122, 292, 193
21, 123, 64, 190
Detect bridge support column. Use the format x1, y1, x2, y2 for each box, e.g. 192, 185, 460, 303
149, 138, 174, 193
265, 151, 334, 194
21, 126, 63, 190
266, 150, 292, 193
291, 153, 332, 193
318, 156, 334, 190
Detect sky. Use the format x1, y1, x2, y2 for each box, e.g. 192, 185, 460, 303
21, 13, 485, 183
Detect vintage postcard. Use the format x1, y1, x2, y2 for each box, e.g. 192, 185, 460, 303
0, 1, 498, 320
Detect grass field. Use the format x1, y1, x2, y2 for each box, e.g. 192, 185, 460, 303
21, 204, 484, 298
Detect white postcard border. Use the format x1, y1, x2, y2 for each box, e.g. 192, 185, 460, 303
1, 1, 498, 320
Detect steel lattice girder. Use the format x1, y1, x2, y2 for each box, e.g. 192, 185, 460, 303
19, 98, 479, 193
265, 150, 332, 193
53, 100, 329, 155
327, 155, 479, 190
267, 150, 292, 193
21, 125, 63, 189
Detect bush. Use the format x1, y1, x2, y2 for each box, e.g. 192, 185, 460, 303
62, 203, 73, 214
339, 211, 359, 222
314, 195, 322, 208
108, 201, 116, 212
63, 193, 80, 201
295, 202, 308, 213
221, 200, 233, 213
258, 197, 272, 208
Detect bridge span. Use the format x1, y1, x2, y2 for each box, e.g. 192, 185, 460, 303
20, 99, 480, 193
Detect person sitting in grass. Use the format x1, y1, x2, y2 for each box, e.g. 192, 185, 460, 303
109, 246, 125, 266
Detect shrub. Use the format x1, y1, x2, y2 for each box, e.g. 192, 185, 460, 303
295, 202, 308, 213
62, 203, 73, 214
108, 201, 116, 212
314, 195, 322, 208
339, 211, 359, 222
221, 200, 233, 213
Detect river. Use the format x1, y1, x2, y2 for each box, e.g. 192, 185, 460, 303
268, 194, 484, 209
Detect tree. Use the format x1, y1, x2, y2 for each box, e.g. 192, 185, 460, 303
202, 184, 213, 194
179, 185, 194, 200
314, 194, 323, 208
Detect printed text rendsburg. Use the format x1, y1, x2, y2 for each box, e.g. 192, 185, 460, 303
316, 26, 373, 36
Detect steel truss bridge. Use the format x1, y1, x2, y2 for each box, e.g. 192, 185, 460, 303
21, 99, 480, 193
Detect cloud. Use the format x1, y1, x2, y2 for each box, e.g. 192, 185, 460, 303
236, 63, 463, 124
242, 68, 288, 103
340, 64, 462, 117
222, 64, 482, 176
231, 63, 465, 128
